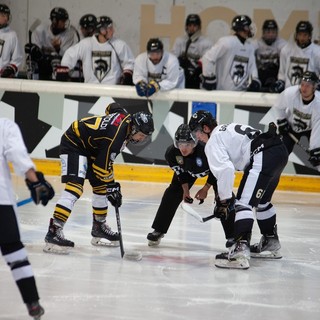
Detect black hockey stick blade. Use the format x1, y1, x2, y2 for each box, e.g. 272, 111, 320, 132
288, 132, 310, 154
28, 19, 41, 42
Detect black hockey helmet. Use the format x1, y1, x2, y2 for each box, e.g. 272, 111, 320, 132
105, 102, 128, 115
80, 14, 97, 29
131, 111, 154, 136
174, 124, 198, 148
96, 16, 113, 30
50, 7, 69, 21
301, 71, 319, 84
295, 21, 313, 35
147, 38, 163, 53
185, 14, 201, 27
0, 4, 10, 15
232, 15, 252, 31
189, 110, 218, 132
262, 19, 278, 31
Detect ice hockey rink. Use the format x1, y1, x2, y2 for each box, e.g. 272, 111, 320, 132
1, 176, 320, 320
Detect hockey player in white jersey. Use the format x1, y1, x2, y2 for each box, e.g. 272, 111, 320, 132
0, 118, 54, 319
0, 4, 23, 78
57, 16, 134, 84
172, 14, 212, 88
201, 15, 261, 91
133, 38, 185, 97
189, 111, 288, 269
251, 19, 287, 92
274, 71, 320, 172
272, 21, 320, 93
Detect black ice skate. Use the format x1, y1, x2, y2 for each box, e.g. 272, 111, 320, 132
250, 225, 282, 259
91, 219, 120, 247
43, 218, 75, 254
215, 240, 250, 270
27, 301, 44, 320
147, 230, 164, 246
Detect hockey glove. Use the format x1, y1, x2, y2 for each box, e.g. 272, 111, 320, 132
201, 75, 217, 90
24, 43, 42, 62
135, 81, 148, 97
25, 171, 55, 206
213, 193, 235, 220
270, 80, 285, 93
247, 79, 261, 92
106, 182, 122, 208
0, 64, 17, 78
119, 70, 133, 85
146, 80, 160, 97
309, 148, 320, 167
54, 65, 70, 81
277, 118, 290, 135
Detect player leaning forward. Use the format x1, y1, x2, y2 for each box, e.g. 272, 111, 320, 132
44, 105, 154, 253
189, 111, 288, 269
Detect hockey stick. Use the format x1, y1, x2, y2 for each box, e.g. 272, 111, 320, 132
114, 204, 142, 261
180, 202, 215, 223
17, 197, 33, 207
288, 132, 310, 154
26, 19, 41, 79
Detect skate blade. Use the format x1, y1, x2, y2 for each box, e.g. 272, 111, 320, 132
91, 237, 120, 247
43, 243, 73, 255
251, 250, 282, 259
215, 257, 250, 270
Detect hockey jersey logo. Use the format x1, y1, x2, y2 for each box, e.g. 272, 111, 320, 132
230, 55, 249, 85
288, 57, 309, 85
92, 50, 112, 82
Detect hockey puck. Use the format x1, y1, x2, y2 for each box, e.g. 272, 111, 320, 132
123, 250, 142, 261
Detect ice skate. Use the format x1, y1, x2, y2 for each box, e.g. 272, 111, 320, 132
147, 230, 164, 246
250, 225, 282, 259
27, 301, 44, 320
43, 218, 74, 254
91, 219, 120, 247
215, 240, 250, 270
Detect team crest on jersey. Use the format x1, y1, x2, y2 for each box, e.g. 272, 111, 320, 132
176, 156, 184, 165
92, 50, 112, 82
111, 114, 125, 126
230, 55, 249, 85
288, 57, 309, 85
196, 157, 203, 167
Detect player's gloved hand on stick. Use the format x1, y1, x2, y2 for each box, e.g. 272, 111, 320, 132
107, 181, 122, 207
201, 75, 217, 90
270, 79, 285, 93
24, 43, 42, 61
247, 79, 261, 92
309, 148, 320, 167
54, 65, 70, 81
146, 80, 160, 97
25, 171, 55, 206
135, 81, 148, 97
213, 193, 235, 220
277, 118, 290, 135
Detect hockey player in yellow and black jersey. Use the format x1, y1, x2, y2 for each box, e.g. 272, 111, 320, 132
44, 103, 154, 253
147, 124, 235, 246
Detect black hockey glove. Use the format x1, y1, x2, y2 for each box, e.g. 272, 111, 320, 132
25, 171, 55, 206
135, 81, 147, 97
213, 193, 235, 220
277, 118, 290, 135
309, 148, 320, 167
270, 80, 285, 93
247, 79, 261, 92
107, 182, 122, 208
201, 75, 217, 90
54, 65, 70, 81
24, 43, 43, 62
146, 80, 160, 97
0, 64, 17, 78
119, 70, 133, 85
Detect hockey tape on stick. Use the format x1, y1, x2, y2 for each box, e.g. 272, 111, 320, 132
17, 197, 33, 207
181, 202, 215, 223
288, 132, 310, 154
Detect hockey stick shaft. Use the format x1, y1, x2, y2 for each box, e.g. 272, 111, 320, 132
181, 202, 215, 223
288, 132, 310, 154
115, 204, 125, 258
17, 197, 33, 207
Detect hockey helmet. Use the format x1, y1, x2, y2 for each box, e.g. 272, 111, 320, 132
96, 16, 113, 30
185, 14, 201, 27
262, 19, 278, 31
295, 21, 313, 35
174, 124, 198, 148
189, 110, 218, 133
105, 102, 128, 115
80, 14, 97, 29
131, 111, 154, 136
147, 38, 163, 53
301, 71, 319, 84
232, 15, 252, 31
0, 4, 10, 15
50, 7, 69, 21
